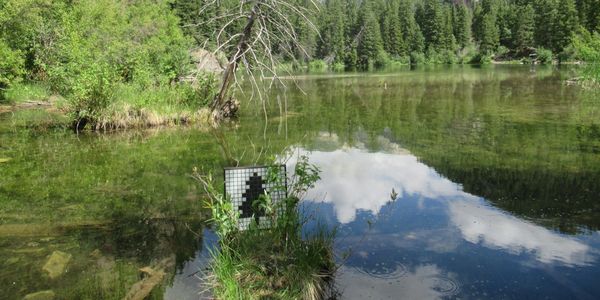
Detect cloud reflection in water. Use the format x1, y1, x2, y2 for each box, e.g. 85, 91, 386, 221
291, 144, 593, 266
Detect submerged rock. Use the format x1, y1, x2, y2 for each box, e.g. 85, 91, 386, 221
42, 251, 71, 279
23, 290, 55, 300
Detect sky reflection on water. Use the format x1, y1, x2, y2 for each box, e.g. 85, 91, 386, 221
292, 137, 600, 299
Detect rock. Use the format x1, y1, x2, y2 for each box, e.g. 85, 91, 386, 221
42, 251, 72, 279
23, 290, 55, 300
190, 49, 226, 74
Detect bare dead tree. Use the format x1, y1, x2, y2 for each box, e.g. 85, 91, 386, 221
188, 0, 319, 121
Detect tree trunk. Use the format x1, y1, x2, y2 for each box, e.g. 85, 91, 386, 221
210, 3, 259, 119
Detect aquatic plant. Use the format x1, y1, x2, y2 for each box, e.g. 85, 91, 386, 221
194, 155, 336, 300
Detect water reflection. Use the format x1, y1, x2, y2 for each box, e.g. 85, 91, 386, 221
296, 143, 595, 267
291, 130, 600, 298
449, 200, 593, 266
337, 264, 460, 300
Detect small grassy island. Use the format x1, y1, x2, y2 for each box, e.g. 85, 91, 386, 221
194, 157, 336, 299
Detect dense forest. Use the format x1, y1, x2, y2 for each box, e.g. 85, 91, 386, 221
177, 0, 600, 69
1, 0, 600, 129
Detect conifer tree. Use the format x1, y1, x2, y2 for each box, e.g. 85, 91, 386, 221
480, 13, 500, 54
453, 3, 472, 49
318, 0, 346, 63
344, 0, 360, 68
399, 0, 425, 53
382, 0, 407, 57
514, 4, 536, 51
357, 0, 385, 69
554, 0, 579, 52
534, 0, 558, 50
420, 0, 445, 50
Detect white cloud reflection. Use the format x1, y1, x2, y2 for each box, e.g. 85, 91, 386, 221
449, 200, 594, 266
295, 147, 472, 223
290, 141, 594, 266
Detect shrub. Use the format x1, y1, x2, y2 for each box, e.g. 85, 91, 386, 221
471, 52, 493, 64
536, 48, 553, 64
410, 51, 426, 65
572, 28, 600, 62
331, 62, 345, 72
308, 60, 327, 72
374, 50, 391, 68
38, 0, 192, 129
0, 39, 25, 100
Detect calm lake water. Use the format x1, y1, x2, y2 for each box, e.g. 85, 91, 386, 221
1, 65, 600, 299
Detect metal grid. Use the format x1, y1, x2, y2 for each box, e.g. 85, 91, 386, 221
224, 165, 287, 230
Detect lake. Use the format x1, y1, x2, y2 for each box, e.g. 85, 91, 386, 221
1, 65, 599, 299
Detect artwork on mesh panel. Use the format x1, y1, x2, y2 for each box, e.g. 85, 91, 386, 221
224, 166, 287, 230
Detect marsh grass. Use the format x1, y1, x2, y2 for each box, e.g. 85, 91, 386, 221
211, 223, 335, 300
82, 82, 215, 130
195, 156, 336, 300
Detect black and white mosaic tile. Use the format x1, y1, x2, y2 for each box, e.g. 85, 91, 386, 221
224, 165, 286, 230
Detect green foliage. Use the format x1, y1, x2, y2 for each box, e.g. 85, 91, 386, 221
3, 82, 51, 104
0, 0, 201, 128
317, 0, 346, 64
453, 3, 472, 49
514, 5, 536, 52
571, 28, 600, 82
357, 1, 385, 69
471, 52, 493, 64
331, 62, 346, 72
382, 0, 407, 57
480, 13, 500, 55
0, 39, 25, 100
410, 51, 426, 65
536, 47, 554, 64
572, 28, 600, 62
308, 60, 328, 73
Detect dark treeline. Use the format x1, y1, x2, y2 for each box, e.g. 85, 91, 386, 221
315, 0, 599, 68
177, 0, 600, 69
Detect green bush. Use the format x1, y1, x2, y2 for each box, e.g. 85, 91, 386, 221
572, 28, 600, 62
410, 51, 426, 65
36, 0, 193, 128
0, 39, 25, 100
331, 62, 346, 72
471, 52, 493, 64
457, 46, 478, 64
308, 60, 327, 72
536, 48, 553, 64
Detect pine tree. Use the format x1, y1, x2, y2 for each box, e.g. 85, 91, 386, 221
318, 0, 346, 63
480, 13, 500, 54
554, 0, 579, 52
399, 0, 425, 53
442, 4, 457, 51
514, 4, 536, 51
382, 0, 406, 57
419, 0, 445, 50
357, 0, 385, 69
534, 0, 558, 50
453, 3, 472, 49
344, 0, 360, 68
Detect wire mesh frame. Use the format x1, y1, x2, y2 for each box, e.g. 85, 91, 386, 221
223, 165, 288, 230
